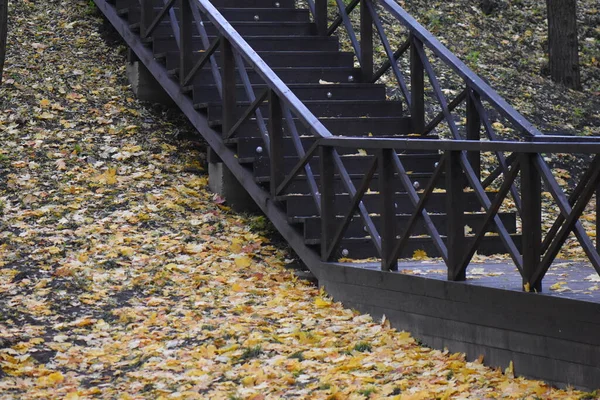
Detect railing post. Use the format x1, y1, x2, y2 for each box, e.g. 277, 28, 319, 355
315, 0, 328, 36
466, 88, 481, 180
360, 0, 373, 82
140, 0, 153, 39
380, 148, 396, 271
269, 90, 284, 197
410, 35, 425, 135
179, 0, 192, 86
446, 150, 465, 281
221, 37, 236, 136
520, 152, 542, 292
320, 145, 336, 261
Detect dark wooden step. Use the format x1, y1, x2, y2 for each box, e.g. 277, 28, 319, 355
300, 212, 518, 240
192, 83, 387, 104
235, 135, 434, 161
251, 153, 440, 178
256, 172, 441, 194
307, 235, 522, 259
283, 191, 495, 217
145, 21, 316, 37
153, 35, 340, 54
183, 67, 360, 86
166, 51, 355, 70
218, 116, 412, 138
202, 100, 404, 120
116, 0, 296, 10
126, 7, 311, 24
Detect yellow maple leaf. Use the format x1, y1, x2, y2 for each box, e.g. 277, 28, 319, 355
104, 168, 117, 185
231, 283, 244, 292
314, 297, 331, 308
40, 98, 51, 108
118, 246, 134, 257
505, 360, 515, 378
37, 371, 64, 386
241, 375, 254, 387
412, 249, 428, 260
230, 239, 243, 253
234, 256, 252, 268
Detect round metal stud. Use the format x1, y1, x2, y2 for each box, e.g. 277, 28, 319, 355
326, 92, 333, 98
275, 1, 280, 7
434, 162, 439, 168
348, 75, 354, 82
254, 15, 260, 21
394, 202, 398, 208
363, 226, 368, 232
413, 181, 420, 190
341, 249, 349, 257
256, 146, 263, 154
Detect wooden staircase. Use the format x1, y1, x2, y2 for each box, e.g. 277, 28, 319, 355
111, 0, 520, 262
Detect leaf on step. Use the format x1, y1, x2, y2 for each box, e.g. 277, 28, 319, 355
318, 79, 336, 85
412, 249, 428, 260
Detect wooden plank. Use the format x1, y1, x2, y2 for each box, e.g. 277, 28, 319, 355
316, 263, 600, 324
323, 280, 600, 345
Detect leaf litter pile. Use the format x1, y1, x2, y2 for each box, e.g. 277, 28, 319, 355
0, 0, 597, 399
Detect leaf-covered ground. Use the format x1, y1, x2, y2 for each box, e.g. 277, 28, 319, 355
0, 0, 598, 398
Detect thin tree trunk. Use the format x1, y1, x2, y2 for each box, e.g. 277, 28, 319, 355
547, 0, 581, 90
0, 0, 6, 85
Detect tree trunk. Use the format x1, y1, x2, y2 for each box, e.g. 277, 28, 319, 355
0, 0, 7, 85
546, 0, 581, 90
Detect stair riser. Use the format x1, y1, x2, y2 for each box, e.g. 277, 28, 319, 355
235, 137, 433, 160
117, 0, 295, 9
205, 101, 404, 120
126, 8, 311, 24
258, 174, 444, 193
252, 154, 440, 177
154, 37, 340, 54
168, 52, 355, 69
286, 192, 493, 217
147, 22, 316, 37
193, 85, 386, 104
185, 67, 359, 86
225, 117, 412, 138
302, 213, 517, 240
308, 236, 522, 259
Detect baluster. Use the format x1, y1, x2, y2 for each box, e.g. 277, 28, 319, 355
410, 35, 425, 135
380, 148, 396, 271
269, 90, 284, 197
446, 150, 465, 280
520, 152, 542, 292
140, 0, 153, 39
315, 0, 328, 36
179, 0, 192, 86
221, 38, 236, 136
360, 0, 373, 82
320, 146, 336, 260
466, 88, 482, 180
